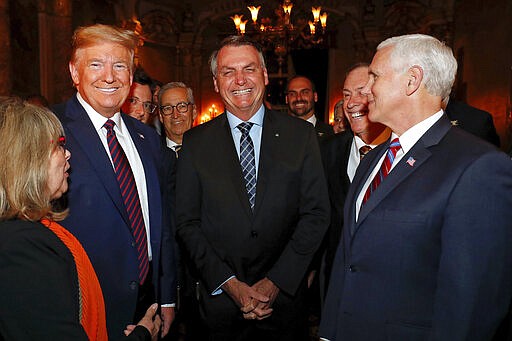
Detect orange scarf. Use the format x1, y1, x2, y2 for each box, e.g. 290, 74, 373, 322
41, 218, 108, 341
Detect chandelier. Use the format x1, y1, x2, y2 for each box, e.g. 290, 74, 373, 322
231, 1, 329, 73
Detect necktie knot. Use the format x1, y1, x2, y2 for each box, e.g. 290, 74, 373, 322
359, 145, 372, 159
103, 119, 115, 132
237, 122, 254, 136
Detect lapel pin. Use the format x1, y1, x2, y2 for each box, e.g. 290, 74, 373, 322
450, 120, 459, 126
406, 156, 416, 167
275, 133, 280, 137
138, 133, 145, 139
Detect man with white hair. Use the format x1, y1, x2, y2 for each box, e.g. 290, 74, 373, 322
320, 34, 512, 340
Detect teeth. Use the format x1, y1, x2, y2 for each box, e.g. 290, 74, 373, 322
233, 89, 251, 95
351, 112, 363, 118
98, 88, 117, 93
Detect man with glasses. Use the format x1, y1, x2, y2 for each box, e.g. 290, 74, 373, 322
122, 67, 157, 124
158, 82, 197, 158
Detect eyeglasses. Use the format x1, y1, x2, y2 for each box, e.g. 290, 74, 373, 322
127, 97, 157, 114
51, 136, 66, 151
160, 102, 192, 116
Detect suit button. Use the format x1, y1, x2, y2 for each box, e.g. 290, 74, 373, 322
131, 241, 135, 247
349, 265, 357, 272
129, 281, 137, 290
251, 230, 258, 238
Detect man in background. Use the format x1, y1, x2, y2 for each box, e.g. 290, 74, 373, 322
320, 63, 389, 297
121, 67, 157, 125
286, 75, 334, 141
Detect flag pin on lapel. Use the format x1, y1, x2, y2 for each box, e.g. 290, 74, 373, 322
406, 156, 416, 167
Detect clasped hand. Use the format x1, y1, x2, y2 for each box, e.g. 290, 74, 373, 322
222, 277, 280, 320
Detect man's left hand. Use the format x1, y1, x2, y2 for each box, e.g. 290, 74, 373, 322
160, 306, 175, 337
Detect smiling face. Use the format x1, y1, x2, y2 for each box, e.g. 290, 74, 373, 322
70, 42, 133, 118
343, 66, 372, 136
159, 87, 197, 144
47, 142, 71, 200
213, 45, 268, 120
286, 77, 318, 119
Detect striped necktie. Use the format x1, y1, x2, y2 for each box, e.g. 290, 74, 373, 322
104, 119, 149, 284
237, 122, 256, 210
362, 138, 401, 205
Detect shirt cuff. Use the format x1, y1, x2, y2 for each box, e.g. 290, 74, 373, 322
212, 275, 235, 295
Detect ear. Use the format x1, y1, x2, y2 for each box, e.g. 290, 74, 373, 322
263, 67, 269, 86
406, 65, 423, 96
213, 77, 219, 93
192, 105, 198, 120
314, 91, 318, 103
69, 62, 79, 86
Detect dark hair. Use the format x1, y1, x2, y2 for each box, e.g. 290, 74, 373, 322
133, 67, 153, 86
209, 35, 266, 76
286, 75, 316, 93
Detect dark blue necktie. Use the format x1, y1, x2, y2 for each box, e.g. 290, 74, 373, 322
104, 119, 149, 284
237, 122, 256, 210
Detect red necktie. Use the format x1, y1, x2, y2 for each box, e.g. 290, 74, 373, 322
362, 138, 401, 204
104, 119, 149, 284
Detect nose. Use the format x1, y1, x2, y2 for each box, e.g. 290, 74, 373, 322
361, 78, 372, 96
234, 70, 246, 85
104, 65, 114, 83
65, 149, 71, 161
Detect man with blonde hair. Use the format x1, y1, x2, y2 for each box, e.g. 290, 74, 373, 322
320, 34, 512, 340
53, 24, 176, 339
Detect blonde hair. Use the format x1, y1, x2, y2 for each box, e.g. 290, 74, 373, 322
0, 98, 68, 221
71, 23, 138, 69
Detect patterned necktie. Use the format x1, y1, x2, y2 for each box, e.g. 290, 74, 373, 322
359, 145, 372, 160
237, 122, 256, 210
104, 119, 149, 284
173, 144, 182, 158
362, 138, 401, 205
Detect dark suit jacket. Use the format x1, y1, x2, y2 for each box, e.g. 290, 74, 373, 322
53, 95, 176, 339
315, 119, 335, 142
320, 115, 512, 340
0, 220, 152, 341
0, 220, 88, 340
320, 131, 353, 292
445, 99, 500, 147
175, 109, 330, 328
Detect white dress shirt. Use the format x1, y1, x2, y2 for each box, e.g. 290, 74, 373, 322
355, 110, 444, 221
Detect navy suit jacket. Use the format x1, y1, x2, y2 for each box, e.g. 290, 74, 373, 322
53, 95, 176, 339
320, 115, 512, 340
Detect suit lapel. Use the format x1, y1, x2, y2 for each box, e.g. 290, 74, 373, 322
217, 114, 255, 217
64, 97, 130, 227
352, 115, 453, 236
253, 109, 277, 216
123, 115, 162, 234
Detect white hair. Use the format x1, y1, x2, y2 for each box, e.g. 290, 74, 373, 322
378, 34, 457, 100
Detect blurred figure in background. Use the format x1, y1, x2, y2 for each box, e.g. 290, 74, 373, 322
122, 67, 157, 125
332, 99, 350, 134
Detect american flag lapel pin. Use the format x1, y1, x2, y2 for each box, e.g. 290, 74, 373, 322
406, 156, 416, 167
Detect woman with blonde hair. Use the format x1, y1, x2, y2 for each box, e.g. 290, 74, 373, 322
0, 98, 160, 340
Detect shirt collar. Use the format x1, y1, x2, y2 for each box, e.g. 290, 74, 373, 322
393, 110, 443, 154
76, 92, 124, 134
306, 114, 317, 126
226, 104, 265, 130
